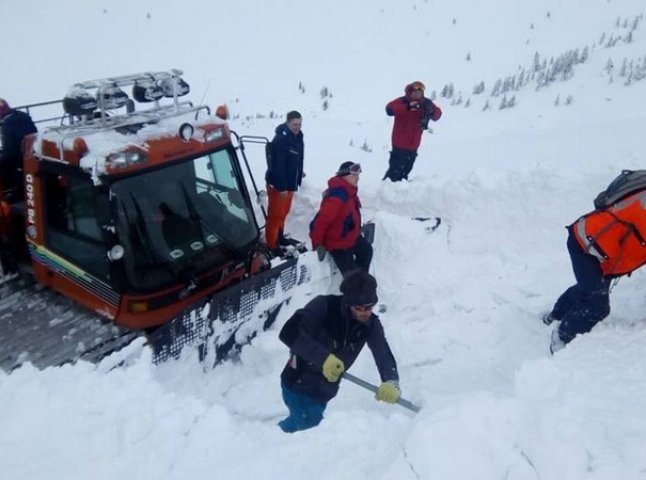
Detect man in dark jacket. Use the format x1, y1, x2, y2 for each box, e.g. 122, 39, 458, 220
310, 161, 372, 273
0, 98, 37, 202
278, 269, 400, 433
265, 110, 304, 254
383, 81, 442, 182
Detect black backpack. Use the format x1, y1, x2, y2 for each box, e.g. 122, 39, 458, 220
593, 170, 646, 210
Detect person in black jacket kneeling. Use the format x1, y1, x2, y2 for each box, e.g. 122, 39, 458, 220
277, 269, 400, 433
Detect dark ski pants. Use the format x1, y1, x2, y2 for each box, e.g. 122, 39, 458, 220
550, 229, 611, 344
383, 147, 418, 182
329, 234, 373, 274
278, 384, 327, 433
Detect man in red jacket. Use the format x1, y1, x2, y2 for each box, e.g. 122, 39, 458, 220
383, 81, 442, 182
309, 161, 372, 273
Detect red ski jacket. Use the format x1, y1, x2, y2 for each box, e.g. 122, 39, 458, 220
309, 176, 362, 251
386, 89, 441, 151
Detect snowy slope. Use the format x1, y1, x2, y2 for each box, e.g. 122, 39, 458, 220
2, 0, 646, 479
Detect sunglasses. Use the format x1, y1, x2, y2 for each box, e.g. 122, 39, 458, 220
352, 302, 376, 312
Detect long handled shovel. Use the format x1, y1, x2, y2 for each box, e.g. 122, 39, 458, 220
343, 372, 421, 413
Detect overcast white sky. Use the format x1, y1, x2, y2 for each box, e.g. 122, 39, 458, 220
2, 1, 646, 479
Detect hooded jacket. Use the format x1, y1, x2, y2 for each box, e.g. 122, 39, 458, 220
571, 189, 646, 276
279, 294, 398, 403
385, 83, 442, 151
265, 123, 304, 192
309, 175, 362, 251
0, 109, 37, 166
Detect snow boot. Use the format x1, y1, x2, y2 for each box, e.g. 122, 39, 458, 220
550, 327, 566, 354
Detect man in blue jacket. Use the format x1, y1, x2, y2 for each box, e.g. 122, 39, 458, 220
0, 98, 37, 202
278, 269, 401, 433
265, 110, 304, 254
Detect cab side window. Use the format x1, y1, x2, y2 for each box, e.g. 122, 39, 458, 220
43, 170, 109, 279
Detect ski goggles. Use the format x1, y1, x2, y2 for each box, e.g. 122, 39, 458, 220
337, 162, 362, 176
352, 302, 376, 312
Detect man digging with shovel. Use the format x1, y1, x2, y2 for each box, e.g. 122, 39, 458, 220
277, 269, 415, 433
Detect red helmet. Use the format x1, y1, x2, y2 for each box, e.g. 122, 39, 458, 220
405, 81, 425, 96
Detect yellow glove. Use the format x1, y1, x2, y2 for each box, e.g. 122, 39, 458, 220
375, 381, 401, 404
322, 354, 345, 382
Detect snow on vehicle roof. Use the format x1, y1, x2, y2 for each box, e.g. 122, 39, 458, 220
33, 106, 225, 184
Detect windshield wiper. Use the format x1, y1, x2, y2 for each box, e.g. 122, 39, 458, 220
177, 182, 246, 261
120, 195, 192, 281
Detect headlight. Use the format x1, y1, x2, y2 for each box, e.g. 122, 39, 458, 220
107, 151, 147, 168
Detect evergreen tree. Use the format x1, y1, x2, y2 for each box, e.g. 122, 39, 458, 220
605, 58, 614, 74
533, 52, 541, 72
491, 79, 502, 97
473, 81, 485, 95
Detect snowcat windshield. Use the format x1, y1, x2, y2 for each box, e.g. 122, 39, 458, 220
111, 148, 258, 292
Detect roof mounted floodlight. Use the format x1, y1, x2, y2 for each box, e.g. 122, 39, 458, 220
62, 85, 98, 116
99, 84, 129, 110
132, 80, 164, 103
158, 76, 190, 98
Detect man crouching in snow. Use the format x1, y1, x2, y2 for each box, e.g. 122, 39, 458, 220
277, 270, 400, 433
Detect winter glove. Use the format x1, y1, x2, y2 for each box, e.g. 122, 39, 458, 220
322, 353, 345, 382
316, 245, 327, 261
375, 381, 401, 404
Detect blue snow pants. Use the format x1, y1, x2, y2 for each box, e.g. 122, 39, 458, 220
550, 229, 611, 344
278, 384, 327, 433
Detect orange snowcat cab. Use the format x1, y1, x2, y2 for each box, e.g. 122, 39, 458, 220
0, 69, 309, 370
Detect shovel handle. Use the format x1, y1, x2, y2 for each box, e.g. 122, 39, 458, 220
343, 372, 421, 413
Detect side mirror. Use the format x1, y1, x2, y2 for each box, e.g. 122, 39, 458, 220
107, 244, 125, 261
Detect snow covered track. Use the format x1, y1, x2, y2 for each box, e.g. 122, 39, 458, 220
149, 255, 313, 366
0, 276, 140, 372
0, 253, 329, 373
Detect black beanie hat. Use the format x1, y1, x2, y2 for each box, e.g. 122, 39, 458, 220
340, 269, 378, 306
336, 161, 355, 176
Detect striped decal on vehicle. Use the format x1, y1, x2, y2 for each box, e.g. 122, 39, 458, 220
29, 243, 120, 308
